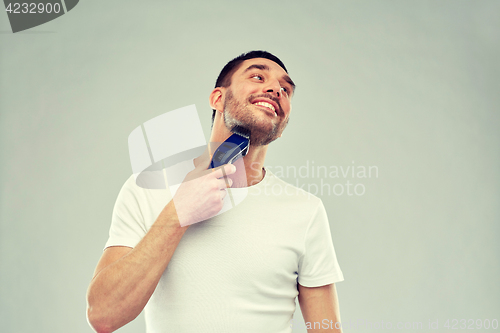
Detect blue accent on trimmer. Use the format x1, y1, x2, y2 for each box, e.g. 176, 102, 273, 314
210, 132, 249, 169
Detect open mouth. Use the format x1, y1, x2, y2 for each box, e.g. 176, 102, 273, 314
253, 101, 277, 117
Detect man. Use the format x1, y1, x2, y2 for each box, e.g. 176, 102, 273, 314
87, 51, 344, 333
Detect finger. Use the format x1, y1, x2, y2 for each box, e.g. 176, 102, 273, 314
218, 177, 232, 190
194, 163, 236, 182
195, 150, 212, 170
210, 163, 237, 179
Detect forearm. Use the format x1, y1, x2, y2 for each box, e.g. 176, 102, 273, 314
87, 203, 187, 333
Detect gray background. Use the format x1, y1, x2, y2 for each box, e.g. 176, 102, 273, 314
1, 1, 499, 332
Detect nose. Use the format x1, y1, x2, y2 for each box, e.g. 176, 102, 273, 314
264, 79, 282, 98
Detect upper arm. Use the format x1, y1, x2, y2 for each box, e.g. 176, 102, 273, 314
92, 246, 133, 279
298, 283, 342, 332
298, 201, 344, 288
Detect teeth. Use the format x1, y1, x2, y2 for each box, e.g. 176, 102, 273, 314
254, 101, 276, 115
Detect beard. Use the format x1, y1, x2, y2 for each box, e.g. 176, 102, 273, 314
223, 89, 289, 146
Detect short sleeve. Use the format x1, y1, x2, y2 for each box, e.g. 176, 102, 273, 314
104, 176, 148, 250
297, 200, 344, 287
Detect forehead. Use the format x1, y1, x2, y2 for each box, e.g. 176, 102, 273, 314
235, 58, 289, 77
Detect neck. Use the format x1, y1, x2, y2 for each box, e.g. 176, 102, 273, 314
236, 144, 268, 187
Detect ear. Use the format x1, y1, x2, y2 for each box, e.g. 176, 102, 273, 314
209, 87, 225, 113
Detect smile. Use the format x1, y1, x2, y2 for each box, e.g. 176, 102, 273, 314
253, 101, 277, 116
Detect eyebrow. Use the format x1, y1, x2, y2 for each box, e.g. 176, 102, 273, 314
243, 64, 296, 93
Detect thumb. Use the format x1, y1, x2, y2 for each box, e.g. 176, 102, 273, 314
193, 147, 212, 171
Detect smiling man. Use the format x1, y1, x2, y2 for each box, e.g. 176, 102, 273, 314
87, 51, 344, 333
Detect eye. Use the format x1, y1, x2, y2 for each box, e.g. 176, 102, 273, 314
280, 86, 291, 97
251, 74, 263, 80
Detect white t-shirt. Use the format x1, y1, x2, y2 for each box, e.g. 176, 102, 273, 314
106, 164, 344, 333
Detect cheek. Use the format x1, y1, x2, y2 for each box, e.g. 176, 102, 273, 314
282, 101, 292, 115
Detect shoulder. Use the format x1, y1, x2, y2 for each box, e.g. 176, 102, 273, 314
115, 173, 172, 211
117, 174, 150, 200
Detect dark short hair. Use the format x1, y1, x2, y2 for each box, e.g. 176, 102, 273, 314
212, 50, 289, 123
